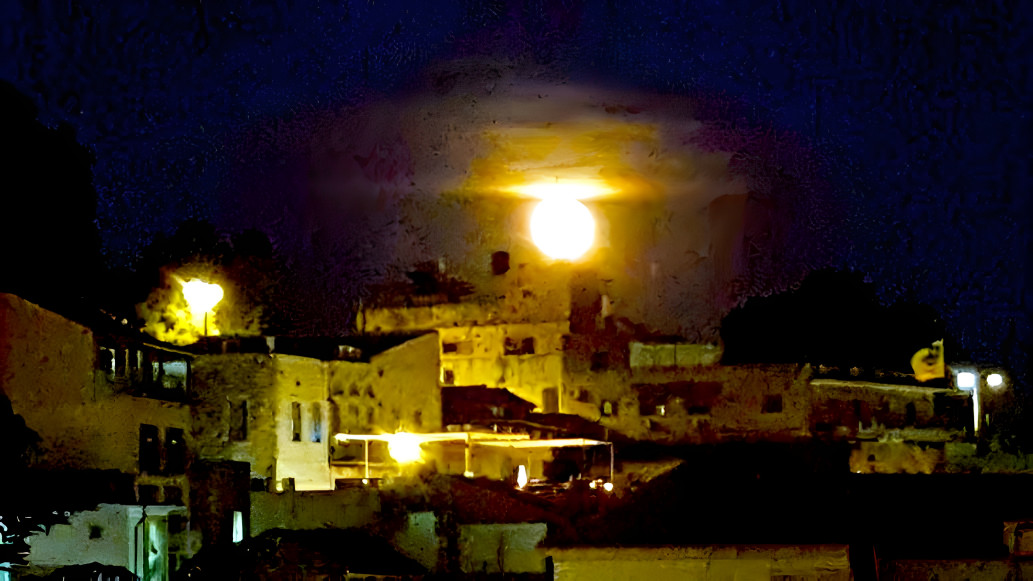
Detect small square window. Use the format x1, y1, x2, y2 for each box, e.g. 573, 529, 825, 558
89, 525, 103, 539
762, 395, 783, 414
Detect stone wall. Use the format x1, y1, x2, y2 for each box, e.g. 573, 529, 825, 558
548, 544, 851, 581
459, 522, 548, 574
438, 322, 567, 409
249, 488, 380, 536
191, 353, 279, 480
329, 333, 440, 435
1, 293, 191, 476
271, 354, 331, 490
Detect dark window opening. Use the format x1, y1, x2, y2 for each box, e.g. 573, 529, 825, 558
590, 352, 610, 371
413, 409, 423, 427
854, 399, 872, 427
230, 400, 248, 441
442, 340, 473, 355
504, 336, 535, 356
291, 402, 302, 441
542, 388, 559, 414
310, 402, 322, 443
762, 394, 783, 414
491, 251, 510, 275
163, 485, 183, 505
138, 484, 159, 505
168, 515, 187, 534
905, 402, 917, 426
139, 424, 160, 474
98, 348, 114, 378
89, 525, 103, 539
442, 369, 455, 385
576, 389, 593, 403
166, 427, 186, 474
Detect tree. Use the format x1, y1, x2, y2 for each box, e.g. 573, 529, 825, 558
720, 269, 945, 373
129, 220, 293, 344
0, 81, 101, 318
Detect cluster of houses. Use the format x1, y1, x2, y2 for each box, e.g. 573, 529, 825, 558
0, 250, 1008, 580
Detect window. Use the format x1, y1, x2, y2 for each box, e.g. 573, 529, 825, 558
166, 427, 186, 473
591, 351, 610, 371
229, 400, 248, 441
291, 402, 302, 442
441, 368, 455, 385
139, 424, 160, 474
97, 347, 115, 378
491, 250, 510, 275
504, 336, 535, 356
602, 400, 614, 417
232, 511, 244, 543
310, 402, 322, 443
163, 485, 183, 505
542, 388, 558, 414
905, 402, 917, 426
442, 340, 473, 355
762, 394, 783, 414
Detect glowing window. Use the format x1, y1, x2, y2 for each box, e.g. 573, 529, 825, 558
987, 373, 1004, 388
957, 372, 976, 390
232, 510, 244, 543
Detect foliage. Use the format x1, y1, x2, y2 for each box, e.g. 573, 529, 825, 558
133, 220, 292, 344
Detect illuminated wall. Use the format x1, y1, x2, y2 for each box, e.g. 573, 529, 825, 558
271, 355, 331, 491
438, 322, 567, 410
0, 294, 190, 483
328, 333, 441, 435
191, 353, 331, 491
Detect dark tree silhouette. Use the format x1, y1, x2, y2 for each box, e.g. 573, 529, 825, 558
119, 219, 296, 342
720, 269, 944, 373
0, 81, 101, 317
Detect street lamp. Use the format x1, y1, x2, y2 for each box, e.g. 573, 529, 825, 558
180, 279, 224, 337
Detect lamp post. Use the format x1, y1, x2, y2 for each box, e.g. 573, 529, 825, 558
180, 279, 224, 338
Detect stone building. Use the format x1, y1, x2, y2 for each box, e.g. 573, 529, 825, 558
1, 293, 193, 580
190, 333, 441, 491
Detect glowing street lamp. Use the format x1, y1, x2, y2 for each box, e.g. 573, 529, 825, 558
180, 278, 224, 337
387, 432, 424, 464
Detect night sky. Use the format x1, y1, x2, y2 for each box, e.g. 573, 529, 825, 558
2, 2, 1030, 379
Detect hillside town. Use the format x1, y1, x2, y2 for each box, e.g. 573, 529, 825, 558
2, 242, 1029, 579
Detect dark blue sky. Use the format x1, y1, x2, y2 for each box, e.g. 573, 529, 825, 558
2, 1, 1030, 374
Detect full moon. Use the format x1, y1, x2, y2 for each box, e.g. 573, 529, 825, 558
530, 197, 596, 260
